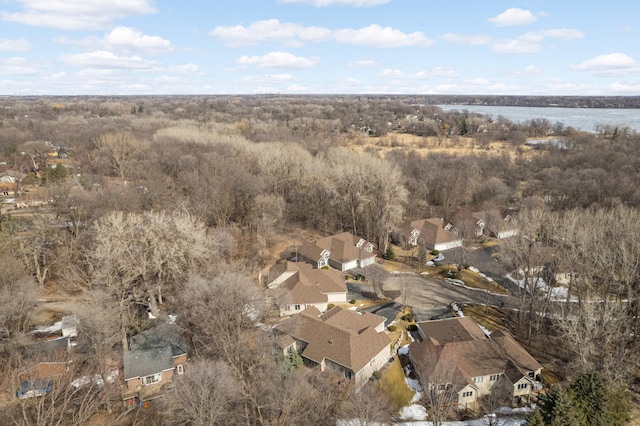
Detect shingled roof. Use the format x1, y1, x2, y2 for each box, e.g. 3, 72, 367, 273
275, 306, 389, 373
267, 261, 347, 306
409, 218, 461, 247
410, 317, 542, 389
300, 232, 374, 264
124, 346, 174, 380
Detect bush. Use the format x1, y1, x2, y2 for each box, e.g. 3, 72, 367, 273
349, 299, 357, 304
372, 370, 383, 380
321, 265, 329, 270
388, 325, 397, 332
327, 303, 335, 309
406, 324, 418, 332
401, 314, 414, 322
384, 246, 396, 261
431, 249, 440, 255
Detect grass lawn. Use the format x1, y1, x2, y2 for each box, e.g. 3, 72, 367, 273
379, 354, 415, 410
460, 304, 508, 332
459, 269, 509, 294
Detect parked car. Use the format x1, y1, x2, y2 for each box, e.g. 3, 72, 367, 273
432, 254, 445, 262
17, 379, 51, 399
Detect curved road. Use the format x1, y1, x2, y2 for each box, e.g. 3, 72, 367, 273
382, 274, 518, 320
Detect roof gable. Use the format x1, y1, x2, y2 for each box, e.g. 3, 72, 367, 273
275, 306, 389, 372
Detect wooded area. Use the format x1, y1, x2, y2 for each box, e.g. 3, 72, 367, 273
0, 95, 639, 425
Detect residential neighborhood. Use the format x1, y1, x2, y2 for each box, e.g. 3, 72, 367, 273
0, 95, 636, 425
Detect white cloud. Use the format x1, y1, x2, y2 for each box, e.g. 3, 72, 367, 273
492, 39, 541, 54
212, 21, 429, 49
0, 57, 39, 75
103, 27, 173, 55
346, 77, 360, 85
0, 38, 31, 52
414, 67, 458, 79
241, 74, 295, 83
236, 52, 319, 69
55, 27, 172, 56
62, 50, 159, 70
520, 28, 584, 42
335, 24, 433, 48
278, 0, 390, 6
1, 0, 157, 31
348, 59, 378, 67
211, 19, 332, 47
573, 53, 640, 76
168, 63, 200, 73
378, 68, 405, 78
440, 33, 491, 45
489, 8, 538, 27
511, 65, 543, 77
286, 84, 309, 92
610, 81, 640, 94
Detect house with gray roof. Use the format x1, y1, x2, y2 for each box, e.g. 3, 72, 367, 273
123, 323, 187, 392
409, 317, 543, 411
275, 306, 391, 390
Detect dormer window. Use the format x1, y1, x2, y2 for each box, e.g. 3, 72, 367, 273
356, 238, 365, 248
365, 243, 374, 252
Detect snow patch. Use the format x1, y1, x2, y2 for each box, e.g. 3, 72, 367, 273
398, 344, 410, 356
399, 404, 427, 421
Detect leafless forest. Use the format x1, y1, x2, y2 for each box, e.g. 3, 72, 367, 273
1, 95, 640, 424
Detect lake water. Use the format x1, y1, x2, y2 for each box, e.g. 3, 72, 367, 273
437, 105, 640, 132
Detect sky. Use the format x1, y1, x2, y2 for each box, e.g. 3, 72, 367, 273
0, 0, 639, 96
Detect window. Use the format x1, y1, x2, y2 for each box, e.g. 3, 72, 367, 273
517, 383, 528, 390
462, 391, 473, 398
176, 364, 184, 375
141, 373, 162, 386
490, 374, 500, 381
345, 370, 353, 379
473, 376, 483, 384
294, 304, 301, 311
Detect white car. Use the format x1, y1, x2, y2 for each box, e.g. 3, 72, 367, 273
432, 254, 445, 262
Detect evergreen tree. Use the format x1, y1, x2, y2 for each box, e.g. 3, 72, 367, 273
384, 246, 396, 261
570, 371, 608, 426
606, 386, 631, 426
525, 407, 545, 426
538, 385, 582, 426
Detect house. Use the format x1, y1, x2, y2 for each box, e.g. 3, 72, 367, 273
406, 218, 463, 252
275, 306, 391, 390
455, 210, 518, 239
17, 336, 71, 398
267, 261, 348, 316
408, 317, 542, 412
123, 323, 187, 392
299, 232, 376, 271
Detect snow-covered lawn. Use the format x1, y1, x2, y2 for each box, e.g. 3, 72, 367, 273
505, 273, 575, 301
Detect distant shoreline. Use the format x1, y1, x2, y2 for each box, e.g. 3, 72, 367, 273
1, 94, 640, 109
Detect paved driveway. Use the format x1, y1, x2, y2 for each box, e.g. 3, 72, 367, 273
382, 274, 516, 319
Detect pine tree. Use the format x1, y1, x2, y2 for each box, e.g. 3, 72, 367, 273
525, 407, 545, 426
570, 371, 608, 426
538, 385, 582, 426
384, 246, 396, 261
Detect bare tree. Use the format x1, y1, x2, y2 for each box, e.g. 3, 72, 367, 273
413, 343, 462, 426
362, 264, 389, 300
163, 359, 242, 426
93, 132, 147, 181
339, 383, 393, 425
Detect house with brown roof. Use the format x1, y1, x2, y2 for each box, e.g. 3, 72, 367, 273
406, 218, 463, 252
275, 306, 391, 390
267, 261, 348, 316
408, 317, 542, 411
453, 210, 518, 239
299, 232, 376, 271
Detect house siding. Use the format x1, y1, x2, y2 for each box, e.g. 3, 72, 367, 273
125, 369, 174, 391
326, 292, 347, 303
354, 344, 391, 390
